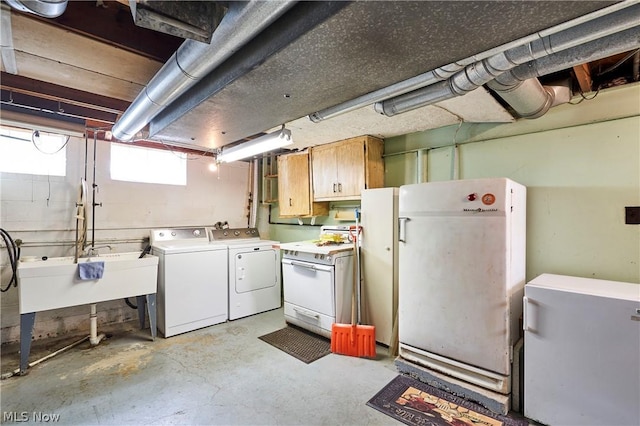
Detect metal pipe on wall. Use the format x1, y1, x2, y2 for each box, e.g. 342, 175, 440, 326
250, 159, 259, 228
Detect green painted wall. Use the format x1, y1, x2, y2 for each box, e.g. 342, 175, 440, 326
266, 83, 640, 284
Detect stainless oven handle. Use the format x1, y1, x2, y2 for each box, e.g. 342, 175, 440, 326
290, 260, 317, 270
293, 307, 320, 319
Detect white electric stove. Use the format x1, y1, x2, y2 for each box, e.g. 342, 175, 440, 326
279, 226, 354, 338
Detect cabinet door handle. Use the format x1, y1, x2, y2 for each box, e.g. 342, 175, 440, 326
333, 183, 337, 193
338, 182, 342, 192
289, 198, 292, 206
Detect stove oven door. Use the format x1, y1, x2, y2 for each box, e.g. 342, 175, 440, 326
282, 258, 335, 335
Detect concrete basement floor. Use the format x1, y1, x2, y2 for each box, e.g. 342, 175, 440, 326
0, 308, 400, 425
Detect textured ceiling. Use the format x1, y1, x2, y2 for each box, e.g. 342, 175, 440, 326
0, 1, 624, 153
148, 1, 616, 150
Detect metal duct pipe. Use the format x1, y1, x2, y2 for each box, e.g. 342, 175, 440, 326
375, 3, 640, 117
309, 0, 638, 123
112, 1, 296, 141
491, 79, 556, 119
486, 26, 640, 118
491, 27, 640, 89
4, 0, 67, 18
308, 63, 464, 122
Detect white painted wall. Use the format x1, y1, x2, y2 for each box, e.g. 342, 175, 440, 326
384, 83, 640, 284
0, 136, 250, 344
269, 84, 640, 286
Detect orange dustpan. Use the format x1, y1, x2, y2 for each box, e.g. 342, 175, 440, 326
331, 220, 376, 358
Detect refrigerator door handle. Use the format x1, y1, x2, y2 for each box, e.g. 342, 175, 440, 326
398, 217, 410, 242
523, 296, 529, 331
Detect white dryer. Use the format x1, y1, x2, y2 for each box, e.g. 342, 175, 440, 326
151, 227, 228, 337
210, 228, 281, 320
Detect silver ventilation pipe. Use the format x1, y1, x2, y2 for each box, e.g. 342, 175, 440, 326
374, 3, 640, 117
497, 27, 640, 87
308, 0, 638, 123
487, 26, 640, 118
308, 63, 465, 122
5, 0, 67, 18
112, 1, 296, 142
490, 79, 556, 119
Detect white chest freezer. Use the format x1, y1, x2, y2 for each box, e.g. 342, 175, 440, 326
524, 273, 640, 426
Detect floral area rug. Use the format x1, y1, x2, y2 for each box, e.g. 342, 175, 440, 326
367, 375, 528, 426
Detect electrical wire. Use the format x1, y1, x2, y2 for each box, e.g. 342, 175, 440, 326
30, 130, 70, 154
596, 48, 640, 76
0, 229, 20, 292
569, 86, 600, 105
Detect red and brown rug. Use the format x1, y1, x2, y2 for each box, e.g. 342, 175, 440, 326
367, 375, 528, 426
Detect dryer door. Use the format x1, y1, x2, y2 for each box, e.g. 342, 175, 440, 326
229, 246, 281, 320
231, 248, 278, 293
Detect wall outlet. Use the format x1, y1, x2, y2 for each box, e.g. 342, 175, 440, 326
625, 206, 640, 225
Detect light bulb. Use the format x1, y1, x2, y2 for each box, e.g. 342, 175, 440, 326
208, 162, 218, 172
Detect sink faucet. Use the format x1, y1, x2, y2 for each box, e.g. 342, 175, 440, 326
84, 245, 113, 256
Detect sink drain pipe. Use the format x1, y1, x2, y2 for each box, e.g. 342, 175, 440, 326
89, 304, 106, 346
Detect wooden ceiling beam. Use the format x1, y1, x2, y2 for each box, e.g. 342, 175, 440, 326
1, 72, 129, 116
572, 63, 592, 93
25, 0, 182, 62
1, 90, 119, 124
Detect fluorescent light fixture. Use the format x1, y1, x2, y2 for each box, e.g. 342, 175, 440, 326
217, 128, 292, 163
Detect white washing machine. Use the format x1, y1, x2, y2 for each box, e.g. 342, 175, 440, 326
151, 227, 228, 337
210, 228, 281, 320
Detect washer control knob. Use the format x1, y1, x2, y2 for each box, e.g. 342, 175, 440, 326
467, 193, 477, 201
223, 231, 228, 236
193, 229, 201, 237
234, 230, 240, 236
171, 231, 176, 236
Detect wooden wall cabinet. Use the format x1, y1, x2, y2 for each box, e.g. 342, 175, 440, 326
277, 151, 329, 218
311, 135, 384, 201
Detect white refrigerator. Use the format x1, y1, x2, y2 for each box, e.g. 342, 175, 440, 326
398, 178, 526, 394
524, 274, 640, 426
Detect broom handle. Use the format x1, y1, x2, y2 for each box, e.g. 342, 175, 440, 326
355, 211, 362, 325
351, 236, 358, 327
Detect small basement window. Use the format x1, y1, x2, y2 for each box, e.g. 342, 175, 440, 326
110, 143, 186, 185
0, 127, 67, 176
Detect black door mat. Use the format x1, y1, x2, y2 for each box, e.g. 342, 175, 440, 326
258, 325, 331, 364
367, 375, 528, 426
